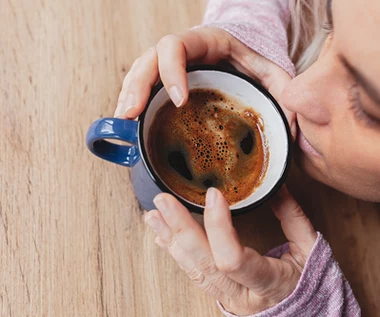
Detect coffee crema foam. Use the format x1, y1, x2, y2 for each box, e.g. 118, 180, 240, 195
148, 88, 268, 206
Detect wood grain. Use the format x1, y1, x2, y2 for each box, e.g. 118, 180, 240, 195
0, 0, 379, 316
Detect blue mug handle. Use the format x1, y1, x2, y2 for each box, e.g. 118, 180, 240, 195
86, 118, 140, 167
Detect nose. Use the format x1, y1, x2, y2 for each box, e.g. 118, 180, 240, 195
281, 64, 332, 126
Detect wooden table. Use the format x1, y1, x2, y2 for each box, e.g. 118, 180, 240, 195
1, 0, 379, 316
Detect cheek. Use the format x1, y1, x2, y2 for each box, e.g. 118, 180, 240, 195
298, 94, 380, 201
325, 131, 380, 201
329, 112, 380, 175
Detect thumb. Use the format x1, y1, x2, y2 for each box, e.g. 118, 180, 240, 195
264, 65, 297, 141
270, 186, 317, 256
230, 48, 297, 140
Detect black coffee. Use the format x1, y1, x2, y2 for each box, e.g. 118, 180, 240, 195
148, 88, 268, 206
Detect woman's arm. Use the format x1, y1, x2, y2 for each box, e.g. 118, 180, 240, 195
202, 0, 295, 77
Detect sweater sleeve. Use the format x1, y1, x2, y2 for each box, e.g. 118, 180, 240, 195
201, 0, 295, 77
217, 232, 361, 317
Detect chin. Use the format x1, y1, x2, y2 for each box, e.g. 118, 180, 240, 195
294, 146, 380, 203
294, 146, 326, 183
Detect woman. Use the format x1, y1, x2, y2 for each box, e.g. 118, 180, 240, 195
115, 0, 379, 315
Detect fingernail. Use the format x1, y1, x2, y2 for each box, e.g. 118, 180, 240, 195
206, 188, 217, 208
145, 216, 162, 232
153, 195, 169, 211
114, 93, 136, 117
169, 86, 184, 107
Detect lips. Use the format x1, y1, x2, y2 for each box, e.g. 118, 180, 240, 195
297, 129, 322, 158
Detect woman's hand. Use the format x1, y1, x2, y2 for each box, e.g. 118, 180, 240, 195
114, 27, 296, 138
145, 186, 317, 315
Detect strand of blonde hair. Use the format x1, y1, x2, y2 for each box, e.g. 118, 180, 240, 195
289, 0, 329, 73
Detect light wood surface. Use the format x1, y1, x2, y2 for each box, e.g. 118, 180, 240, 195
1, 1, 379, 317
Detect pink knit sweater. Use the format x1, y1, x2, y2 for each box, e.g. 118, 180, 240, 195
202, 1, 361, 316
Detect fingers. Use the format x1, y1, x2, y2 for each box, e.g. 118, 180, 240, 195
145, 209, 198, 272
203, 188, 243, 269
154, 236, 167, 249
229, 37, 297, 140
270, 186, 317, 257
114, 47, 159, 118
229, 35, 286, 94
145, 209, 173, 243
204, 188, 285, 294
146, 190, 302, 310
155, 29, 229, 107
156, 35, 189, 107
254, 61, 296, 141
115, 27, 232, 117
146, 193, 242, 300
152, 194, 221, 276
267, 68, 297, 141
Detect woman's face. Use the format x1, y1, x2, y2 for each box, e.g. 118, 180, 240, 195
282, 0, 380, 202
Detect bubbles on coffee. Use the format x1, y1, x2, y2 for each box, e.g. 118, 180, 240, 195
148, 88, 268, 206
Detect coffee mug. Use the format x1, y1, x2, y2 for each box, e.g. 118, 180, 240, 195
86, 65, 292, 215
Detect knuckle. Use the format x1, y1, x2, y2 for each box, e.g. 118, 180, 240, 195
185, 269, 217, 296
124, 74, 149, 93
141, 45, 158, 63
175, 226, 197, 244
288, 246, 308, 267
130, 56, 142, 70
199, 280, 218, 295
121, 78, 138, 93
188, 272, 218, 296
279, 257, 297, 279
121, 72, 131, 88
197, 255, 218, 275
166, 236, 177, 249
147, 209, 160, 219
157, 34, 181, 50
290, 204, 306, 219
217, 254, 244, 274
247, 53, 267, 75
172, 222, 188, 237
125, 48, 158, 87
186, 268, 206, 285
124, 61, 140, 84
213, 29, 232, 59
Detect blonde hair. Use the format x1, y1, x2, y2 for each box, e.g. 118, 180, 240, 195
289, 0, 329, 73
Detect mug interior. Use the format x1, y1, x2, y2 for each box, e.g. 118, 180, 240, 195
141, 68, 290, 211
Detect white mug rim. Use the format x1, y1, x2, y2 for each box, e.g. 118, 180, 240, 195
137, 65, 292, 215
